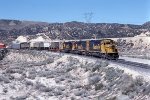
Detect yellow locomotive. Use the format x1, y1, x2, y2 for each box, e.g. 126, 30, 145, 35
60, 39, 119, 59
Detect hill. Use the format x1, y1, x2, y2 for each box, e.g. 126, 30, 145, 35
0, 19, 149, 44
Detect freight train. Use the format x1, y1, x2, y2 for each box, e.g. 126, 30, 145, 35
11, 39, 119, 59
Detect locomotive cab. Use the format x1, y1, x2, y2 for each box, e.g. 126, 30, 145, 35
101, 39, 119, 59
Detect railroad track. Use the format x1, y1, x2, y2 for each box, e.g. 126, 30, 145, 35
58, 52, 150, 69
3, 49, 150, 70
108, 58, 150, 69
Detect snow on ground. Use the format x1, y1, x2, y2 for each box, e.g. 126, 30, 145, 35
112, 32, 150, 57
120, 56, 150, 65
30, 36, 51, 42
108, 62, 150, 82
0, 50, 150, 100
14, 36, 28, 43
115, 35, 150, 59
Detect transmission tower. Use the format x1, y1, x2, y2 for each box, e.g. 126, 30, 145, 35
84, 12, 93, 23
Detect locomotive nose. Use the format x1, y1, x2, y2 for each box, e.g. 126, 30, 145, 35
110, 45, 117, 52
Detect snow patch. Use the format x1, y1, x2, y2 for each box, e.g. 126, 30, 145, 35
14, 36, 27, 43
0, 50, 150, 99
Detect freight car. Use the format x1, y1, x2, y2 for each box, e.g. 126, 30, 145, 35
20, 42, 50, 50
39, 42, 50, 50
49, 41, 60, 51
20, 42, 30, 49
30, 42, 40, 49
60, 39, 119, 59
0, 43, 7, 60
0, 43, 6, 48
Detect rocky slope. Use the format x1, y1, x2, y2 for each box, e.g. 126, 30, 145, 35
0, 19, 149, 44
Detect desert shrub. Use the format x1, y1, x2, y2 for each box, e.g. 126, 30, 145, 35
10, 95, 28, 100
0, 75, 10, 83
142, 84, 150, 95
83, 61, 108, 72
25, 80, 33, 86
92, 61, 108, 72
106, 96, 116, 100
95, 83, 104, 91
27, 73, 36, 79
121, 76, 147, 98
39, 86, 52, 92
122, 83, 135, 95
73, 89, 85, 96
6, 68, 24, 74
88, 74, 101, 85
55, 78, 61, 83
134, 76, 144, 86
34, 81, 45, 90
70, 83, 82, 89
3, 88, 8, 93
53, 89, 63, 96
38, 71, 52, 77
83, 85, 92, 91
104, 67, 121, 82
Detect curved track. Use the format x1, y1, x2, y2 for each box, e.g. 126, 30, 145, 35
108, 58, 150, 69
60, 52, 150, 69
4, 49, 150, 70
58, 51, 150, 69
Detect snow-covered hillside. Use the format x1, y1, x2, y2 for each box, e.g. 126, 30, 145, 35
0, 50, 150, 100
116, 32, 150, 59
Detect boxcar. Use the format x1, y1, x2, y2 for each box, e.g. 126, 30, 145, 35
0, 43, 6, 48
20, 42, 30, 49
49, 42, 60, 51
11, 42, 20, 49
39, 42, 50, 50
30, 42, 40, 49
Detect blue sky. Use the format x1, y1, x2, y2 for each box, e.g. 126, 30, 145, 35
0, 0, 149, 24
